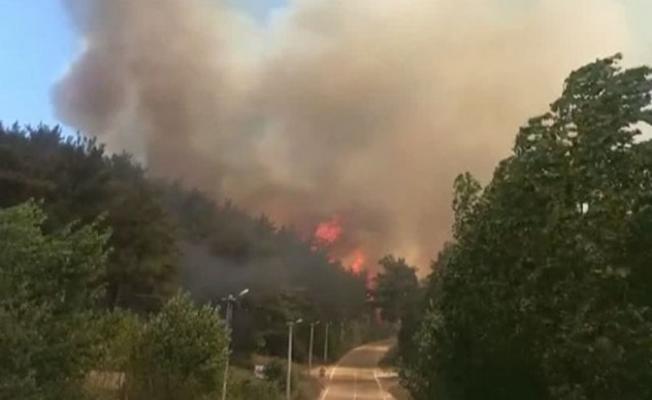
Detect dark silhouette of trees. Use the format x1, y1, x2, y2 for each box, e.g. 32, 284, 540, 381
404, 55, 652, 399
158, 182, 369, 357
372, 255, 420, 323
0, 122, 370, 360
0, 124, 177, 310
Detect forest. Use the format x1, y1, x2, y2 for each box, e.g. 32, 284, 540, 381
4, 55, 652, 400
0, 122, 378, 399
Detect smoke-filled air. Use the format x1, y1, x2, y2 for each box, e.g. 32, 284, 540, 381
53, 0, 640, 272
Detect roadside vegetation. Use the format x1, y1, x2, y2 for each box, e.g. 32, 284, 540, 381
392, 55, 652, 399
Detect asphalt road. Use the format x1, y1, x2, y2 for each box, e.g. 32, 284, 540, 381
319, 340, 395, 400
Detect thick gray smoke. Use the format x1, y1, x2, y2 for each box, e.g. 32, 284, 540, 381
54, 0, 637, 271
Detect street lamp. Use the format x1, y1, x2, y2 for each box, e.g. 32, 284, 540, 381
323, 321, 331, 363
220, 288, 249, 400
308, 321, 320, 372
286, 318, 303, 400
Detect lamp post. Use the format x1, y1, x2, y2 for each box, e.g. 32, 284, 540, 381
308, 321, 320, 372
323, 322, 330, 363
286, 318, 303, 400
221, 288, 249, 400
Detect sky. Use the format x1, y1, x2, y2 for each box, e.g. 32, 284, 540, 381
0, 0, 286, 128
0, 0, 650, 130
1, 0, 651, 129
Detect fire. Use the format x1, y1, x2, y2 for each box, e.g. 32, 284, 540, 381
313, 216, 368, 276
314, 216, 342, 245
349, 249, 366, 274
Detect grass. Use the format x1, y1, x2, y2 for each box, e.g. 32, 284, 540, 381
294, 371, 322, 400
242, 354, 323, 400
84, 355, 323, 400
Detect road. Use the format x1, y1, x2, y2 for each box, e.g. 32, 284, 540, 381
319, 340, 396, 400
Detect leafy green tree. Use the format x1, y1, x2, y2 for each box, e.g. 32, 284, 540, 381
406, 55, 652, 399
95, 310, 143, 373
129, 292, 228, 400
372, 255, 419, 323
452, 172, 482, 240
0, 201, 108, 399
0, 125, 177, 310
372, 255, 422, 373
102, 154, 177, 310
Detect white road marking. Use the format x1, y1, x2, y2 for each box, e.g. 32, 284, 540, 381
319, 353, 342, 400
328, 364, 337, 380
373, 369, 389, 400
319, 387, 330, 400
318, 341, 397, 400
354, 370, 358, 400
319, 344, 361, 399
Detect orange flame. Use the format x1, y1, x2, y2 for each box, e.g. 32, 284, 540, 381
313, 217, 369, 277
314, 216, 342, 245
349, 249, 366, 274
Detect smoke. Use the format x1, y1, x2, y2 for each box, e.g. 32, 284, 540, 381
53, 0, 637, 271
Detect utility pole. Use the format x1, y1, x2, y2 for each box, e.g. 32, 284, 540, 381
323, 322, 330, 363
308, 321, 320, 372
286, 318, 303, 400
221, 288, 249, 400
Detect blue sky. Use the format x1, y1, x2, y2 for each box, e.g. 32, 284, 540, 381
0, 0, 286, 128
0, 0, 75, 126
0, 0, 650, 128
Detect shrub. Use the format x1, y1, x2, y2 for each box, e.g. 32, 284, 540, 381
0, 202, 108, 399
128, 292, 228, 400
228, 369, 283, 400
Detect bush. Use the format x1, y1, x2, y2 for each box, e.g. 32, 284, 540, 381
128, 292, 228, 400
261, 358, 320, 400
264, 359, 292, 393
95, 310, 142, 372
0, 202, 108, 399
227, 367, 283, 400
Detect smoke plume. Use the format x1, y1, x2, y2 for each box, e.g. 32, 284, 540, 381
54, 0, 637, 271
